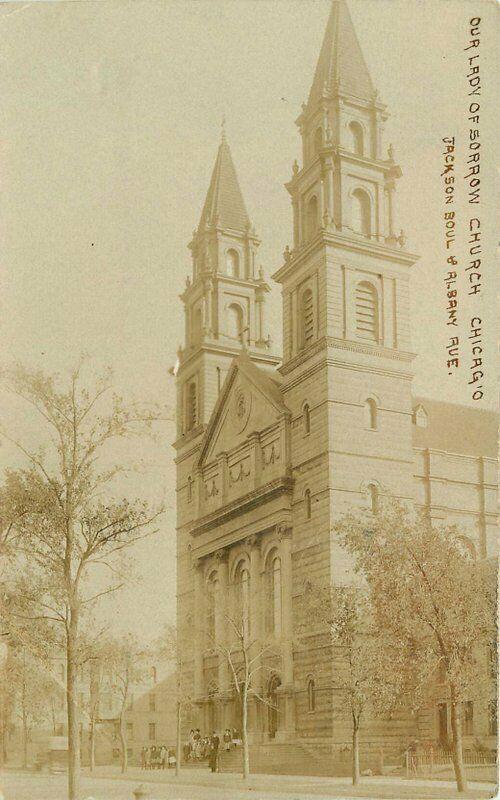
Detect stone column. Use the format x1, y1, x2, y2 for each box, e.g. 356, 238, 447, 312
248, 432, 262, 489
297, 198, 304, 244
323, 156, 334, 226
193, 559, 205, 700
385, 178, 398, 244
248, 535, 263, 742
218, 451, 228, 504
343, 265, 356, 340
292, 197, 299, 249
205, 278, 213, 337
277, 524, 295, 740
215, 549, 229, 693
248, 535, 262, 653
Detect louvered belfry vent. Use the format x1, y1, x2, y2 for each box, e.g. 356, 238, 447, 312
355, 281, 378, 342
302, 289, 314, 347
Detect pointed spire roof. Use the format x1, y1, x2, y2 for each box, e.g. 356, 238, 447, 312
307, 0, 375, 108
198, 134, 251, 233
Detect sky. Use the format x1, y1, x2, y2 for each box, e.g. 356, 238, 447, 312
1, 0, 497, 641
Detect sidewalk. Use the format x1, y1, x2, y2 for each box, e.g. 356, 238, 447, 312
83, 764, 497, 799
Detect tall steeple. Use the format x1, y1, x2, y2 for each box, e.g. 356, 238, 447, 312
272, 0, 419, 579
175, 132, 278, 441
307, 0, 374, 108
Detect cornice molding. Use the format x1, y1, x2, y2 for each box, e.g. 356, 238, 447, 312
280, 336, 415, 378
177, 343, 280, 375
191, 475, 294, 537
173, 425, 206, 454
273, 232, 419, 283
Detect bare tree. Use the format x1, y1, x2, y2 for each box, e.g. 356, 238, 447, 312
106, 636, 148, 774
153, 624, 187, 777
0, 361, 165, 800
300, 582, 415, 785
205, 609, 278, 780
335, 499, 496, 794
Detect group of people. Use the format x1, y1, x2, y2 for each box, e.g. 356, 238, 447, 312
140, 744, 176, 770
183, 728, 241, 773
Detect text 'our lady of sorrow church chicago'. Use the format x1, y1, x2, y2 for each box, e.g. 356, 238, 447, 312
173, 0, 497, 771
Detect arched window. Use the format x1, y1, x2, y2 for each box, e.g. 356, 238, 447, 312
305, 195, 319, 241
187, 475, 193, 502
303, 403, 311, 434
355, 282, 379, 343
300, 288, 314, 349
226, 248, 240, 278
307, 678, 316, 712
349, 121, 364, 156
226, 303, 244, 342
265, 552, 282, 636
305, 489, 312, 519
314, 127, 323, 155
206, 572, 217, 642
150, 666, 157, 684
364, 398, 377, 430
185, 381, 197, 431
235, 562, 250, 639
351, 189, 371, 236
368, 483, 379, 514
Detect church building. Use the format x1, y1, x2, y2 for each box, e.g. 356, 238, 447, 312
174, 0, 497, 770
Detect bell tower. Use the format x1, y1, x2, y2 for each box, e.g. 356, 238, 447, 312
273, 0, 420, 583
176, 129, 279, 442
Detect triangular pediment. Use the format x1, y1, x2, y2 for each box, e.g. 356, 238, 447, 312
199, 353, 287, 466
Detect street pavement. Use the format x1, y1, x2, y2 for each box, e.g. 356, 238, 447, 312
0, 768, 496, 800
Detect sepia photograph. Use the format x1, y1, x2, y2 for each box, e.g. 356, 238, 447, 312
1, 1, 497, 799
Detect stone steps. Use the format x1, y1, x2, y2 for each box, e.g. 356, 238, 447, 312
218, 741, 388, 777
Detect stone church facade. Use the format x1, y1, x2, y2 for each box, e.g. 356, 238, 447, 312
174, 0, 497, 764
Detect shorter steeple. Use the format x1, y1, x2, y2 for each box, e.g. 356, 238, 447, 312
307, 0, 375, 109
175, 131, 278, 440
197, 134, 251, 235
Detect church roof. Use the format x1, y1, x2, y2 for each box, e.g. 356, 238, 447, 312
307, 0, 375, 108
412, 396, 498, 459
236, 350, 285, 410
198, 136, 251, 233
197, 350, 287, 466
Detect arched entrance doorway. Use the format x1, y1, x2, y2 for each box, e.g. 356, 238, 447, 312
267, 674, 281, 739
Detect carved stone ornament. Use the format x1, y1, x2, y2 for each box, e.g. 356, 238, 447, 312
277, 522, 291, 541
214, 547, 229, 563
233, 385, 252, 433
245, 534, 259, 550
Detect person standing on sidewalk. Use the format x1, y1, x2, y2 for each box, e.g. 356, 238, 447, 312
208, 731, 219, 773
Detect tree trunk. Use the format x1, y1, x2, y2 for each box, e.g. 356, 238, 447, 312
51, 700, 57, 735
241, 686, 249, 780
450, 687, 468, 793
175, 699, 181, 776
119, 714, 127, 774
21, 709, 28, 770
21, 663, 28, 770
352, 721, 360, 786
89, 717, 95, 772
66, 610, 81, 800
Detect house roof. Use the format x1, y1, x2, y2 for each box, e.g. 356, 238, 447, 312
198, 136, 251, 234
307, 0, 375, 109
412, 396, 498, 459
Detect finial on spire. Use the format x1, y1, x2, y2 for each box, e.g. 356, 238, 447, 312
221, 115, 227, 143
